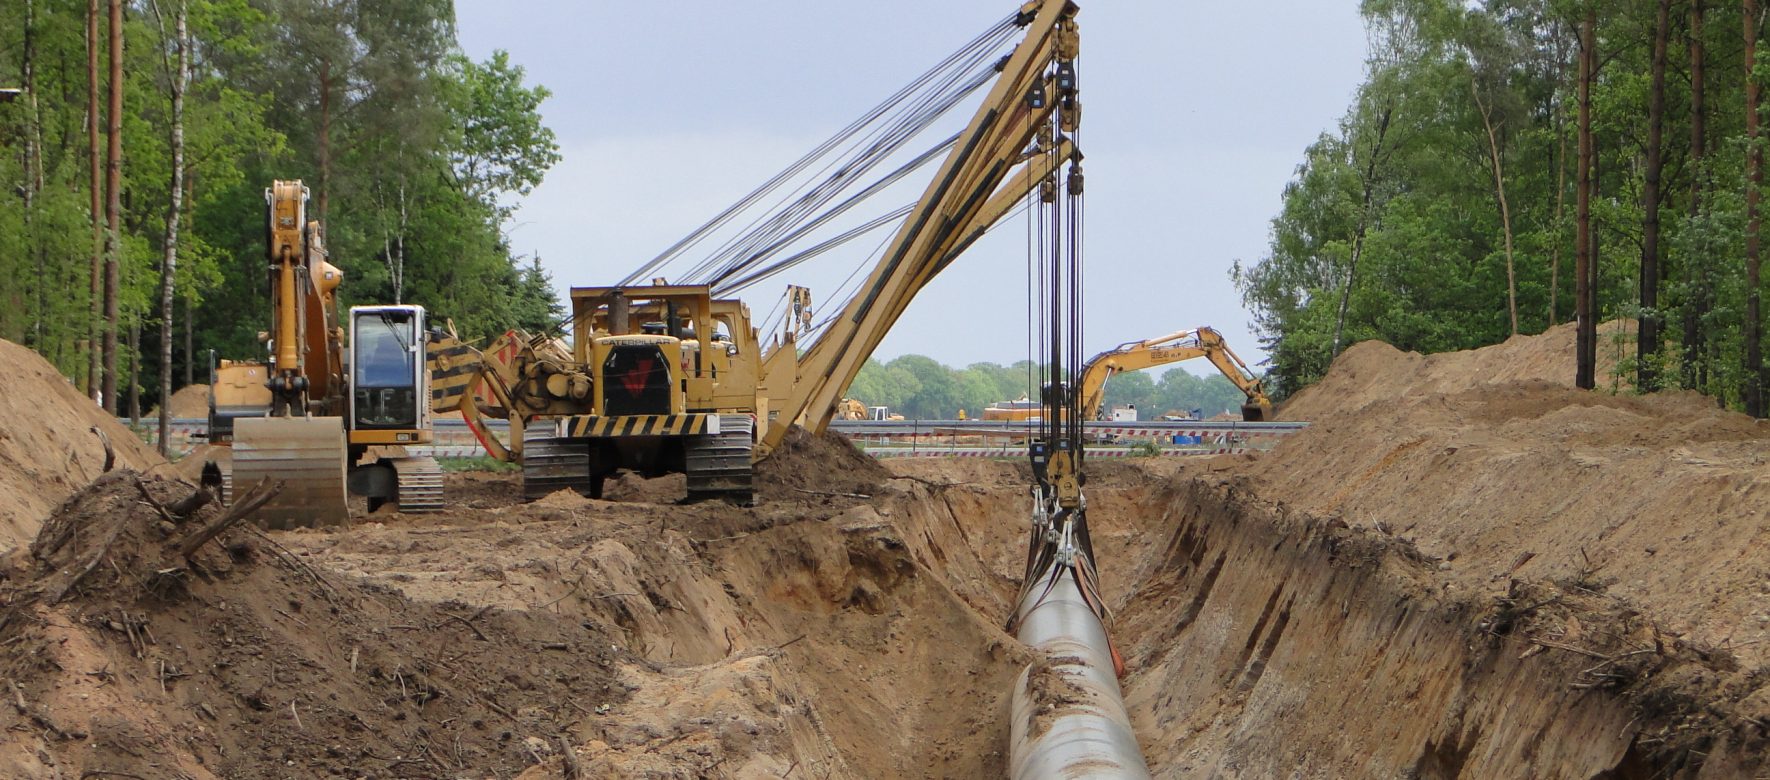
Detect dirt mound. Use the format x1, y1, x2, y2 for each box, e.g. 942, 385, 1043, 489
757, 426, 890, 499
1233, 323, 1770, 769
0, 470, 623, 780
277, 469, 1040, 778
147, 383, 210, 419
0, 340, 160, 552
1281, 319, 1637, 420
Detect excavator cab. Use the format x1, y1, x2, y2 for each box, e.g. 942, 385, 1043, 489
350, 305, 428, 433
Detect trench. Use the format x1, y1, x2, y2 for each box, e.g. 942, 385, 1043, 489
293, 460, 1749, 778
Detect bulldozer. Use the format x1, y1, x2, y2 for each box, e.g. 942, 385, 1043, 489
206, 180, 442, 528
1076, 327, 1273, 422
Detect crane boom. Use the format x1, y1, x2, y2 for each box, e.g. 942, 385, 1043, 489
1077, 327, 1273, 422
763, 0, 1082, 449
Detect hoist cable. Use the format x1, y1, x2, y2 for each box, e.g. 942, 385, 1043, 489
620, 15, 1018, 287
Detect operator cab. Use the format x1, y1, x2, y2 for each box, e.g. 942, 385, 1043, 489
349, 305, 427, 431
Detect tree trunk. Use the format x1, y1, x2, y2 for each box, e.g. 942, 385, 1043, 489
102, 0, 124, 413
395, 179, 408, 303
1748, 0, 1765, 417
1684, 0, 1708, 389
23, 0, 41, 347
183, 296, 193, 388
1640, 0, 1671, 391
127, 321, 140, 425
1550, 74, 1568, 328
183, 169, 196, 388
1473, 80, 1518, 337
1332, 105, 1393, 358
87, 0, 102, 402
1575, 9, 1596, 390
318, 59, 332, 225
159, 1, 188, 458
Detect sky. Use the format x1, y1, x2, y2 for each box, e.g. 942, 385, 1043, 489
452, 2, 1370, 377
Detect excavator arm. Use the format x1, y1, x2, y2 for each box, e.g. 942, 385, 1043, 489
764, 0, 1083, 449
1077, 327, 1273, 422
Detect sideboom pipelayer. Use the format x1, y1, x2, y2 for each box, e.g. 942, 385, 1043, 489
428, 0, 1089, 507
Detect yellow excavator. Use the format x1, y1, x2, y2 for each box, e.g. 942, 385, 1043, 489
207, 180, 441, 527
430, 0, 1082, 503
1077, 327, 1272, 421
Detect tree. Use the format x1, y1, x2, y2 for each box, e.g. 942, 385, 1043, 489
103, 0, 124, 411
1637, 0, 1671, 390
1575, 6, 1596, 390
1465, 9, 1520, 336
1747, 0, 1766, 417
157, 0, 190, 456
1683, 0, 1708, 388
0, 0, 556, 416
87, 0, 101, 400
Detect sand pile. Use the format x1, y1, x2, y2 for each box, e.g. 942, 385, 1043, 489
1281, 319, 1635, 420
1236, 322, 1770, 766
0, 469, 622, 779
147, 383, 210, 419
757, 426, 891, 499
0, 340, 160, 551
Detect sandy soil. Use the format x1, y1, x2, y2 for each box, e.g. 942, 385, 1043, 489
0, 323, 1764, 778
0, 341, 160, 553
147, 384, 211, 420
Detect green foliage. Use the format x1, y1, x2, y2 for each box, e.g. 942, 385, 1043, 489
438, 455, 519, 473
1241, 0, 1764, 407
0, 0, 561, 407
1127, 440, 1164, 458
847, 355, 1251, 420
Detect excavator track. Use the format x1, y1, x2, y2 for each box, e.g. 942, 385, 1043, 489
522, 428, 593, 501
685, 414, 754, 505
232, 417, 350, 530
389, 455, 445, 512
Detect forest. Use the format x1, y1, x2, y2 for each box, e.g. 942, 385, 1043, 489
0, 0, 562, 429
10, 0, 1760, 433
844, 355, 1253, 422
1237, 0, 1770, 416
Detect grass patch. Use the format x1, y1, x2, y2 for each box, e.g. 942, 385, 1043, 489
438, 456, 519, 473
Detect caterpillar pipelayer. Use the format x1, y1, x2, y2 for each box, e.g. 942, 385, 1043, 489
429, 287, 786, 503
430, 0, 1083, 504
207, 180, 442, 528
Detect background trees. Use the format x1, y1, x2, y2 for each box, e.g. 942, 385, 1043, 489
1237, 0, 1770, 414
846, 356, 1251, 421
0, 0, 561, 415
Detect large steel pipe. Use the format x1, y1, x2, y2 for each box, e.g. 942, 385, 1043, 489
1009, 561, 1151, 779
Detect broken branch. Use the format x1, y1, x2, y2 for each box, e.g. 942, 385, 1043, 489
178, 478, 282, 559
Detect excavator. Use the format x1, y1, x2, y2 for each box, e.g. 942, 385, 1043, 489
207, 180, 442, 528
430, 0, 1083, 504
1076, 327, 1273, 422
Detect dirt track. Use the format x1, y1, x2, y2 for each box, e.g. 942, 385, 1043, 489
0, 323, 1766, 778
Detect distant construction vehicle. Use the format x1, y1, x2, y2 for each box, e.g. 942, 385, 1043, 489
431, 0, 1081, 504
207, 180, 442, 527
982, 396, 1042, 422
1077, 327, 1273, 421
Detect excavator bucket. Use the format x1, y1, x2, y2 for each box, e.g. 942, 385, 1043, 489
232, 417, 350, 529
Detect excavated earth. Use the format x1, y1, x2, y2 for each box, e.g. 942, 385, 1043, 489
0, 321, 1765, 778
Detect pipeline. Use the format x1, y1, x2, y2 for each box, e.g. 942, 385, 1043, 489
1008, 499, 1152, 779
